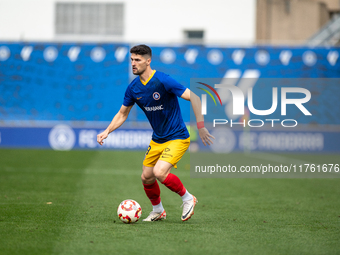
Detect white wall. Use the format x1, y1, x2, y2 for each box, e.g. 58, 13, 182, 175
0, 0, 55, 41
0, 0, 256, 44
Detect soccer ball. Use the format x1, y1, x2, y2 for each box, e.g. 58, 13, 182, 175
117, 199, 142, 224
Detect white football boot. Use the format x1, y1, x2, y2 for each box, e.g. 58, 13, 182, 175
181, 195, 198, 221
143, 210, 167, 222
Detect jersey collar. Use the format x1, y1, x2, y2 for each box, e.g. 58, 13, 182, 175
140, 70, 156, 86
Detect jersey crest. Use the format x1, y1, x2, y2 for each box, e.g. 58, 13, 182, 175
153, 92, 161, 100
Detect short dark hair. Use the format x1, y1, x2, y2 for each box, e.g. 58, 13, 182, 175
130, 44, 152, 58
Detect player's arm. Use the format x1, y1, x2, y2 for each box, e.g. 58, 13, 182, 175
181, 88, 215, 146
97, 105, 133, 145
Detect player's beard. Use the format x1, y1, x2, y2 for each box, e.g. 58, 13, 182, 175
132, 66, 146, 76
133, 70, 142, 75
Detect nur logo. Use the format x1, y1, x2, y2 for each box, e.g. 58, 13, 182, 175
196, 80, 312, 128
196, 82, 222, 115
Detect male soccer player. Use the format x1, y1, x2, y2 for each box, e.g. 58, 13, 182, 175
97, 45, 214, 222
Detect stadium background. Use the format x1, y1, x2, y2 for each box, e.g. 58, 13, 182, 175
1, 1, 340, 153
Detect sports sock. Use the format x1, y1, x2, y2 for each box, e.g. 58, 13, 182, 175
143, 181, 161, 206
152, 201, 164, 213
181, 190, 193, 202
161, 173, 186, 197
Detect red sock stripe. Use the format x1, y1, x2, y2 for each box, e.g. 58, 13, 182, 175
161, 173, 187, 197
143, 181, 161, 206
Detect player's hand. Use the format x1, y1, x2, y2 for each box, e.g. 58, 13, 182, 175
198, 127, 215, 146
97, 130, 109, 145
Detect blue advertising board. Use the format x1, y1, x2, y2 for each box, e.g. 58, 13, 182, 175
0, 125, 339, 152
0, 125, 152, 150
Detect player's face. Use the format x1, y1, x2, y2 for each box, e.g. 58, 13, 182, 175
131, 53, 150, 75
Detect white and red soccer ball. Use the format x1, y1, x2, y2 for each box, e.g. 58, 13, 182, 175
117, 199, 142, 224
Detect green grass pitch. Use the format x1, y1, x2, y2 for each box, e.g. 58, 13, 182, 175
0, 149, 339, 255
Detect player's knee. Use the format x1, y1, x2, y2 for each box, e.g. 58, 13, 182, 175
141, 173, 148, 183
153, 167, 167, 182
141, 173, 155, 184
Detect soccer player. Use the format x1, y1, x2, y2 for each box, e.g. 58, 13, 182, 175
97, 45, 214, 222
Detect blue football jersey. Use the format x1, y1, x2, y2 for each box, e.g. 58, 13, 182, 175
123, 70, 189, 143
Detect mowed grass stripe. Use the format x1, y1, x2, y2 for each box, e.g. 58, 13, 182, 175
51, 151, 147, 255
187, 178, 340, 254
0, 150, 99, 255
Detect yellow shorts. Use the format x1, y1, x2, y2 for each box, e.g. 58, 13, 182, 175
143, 137, 190, 169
